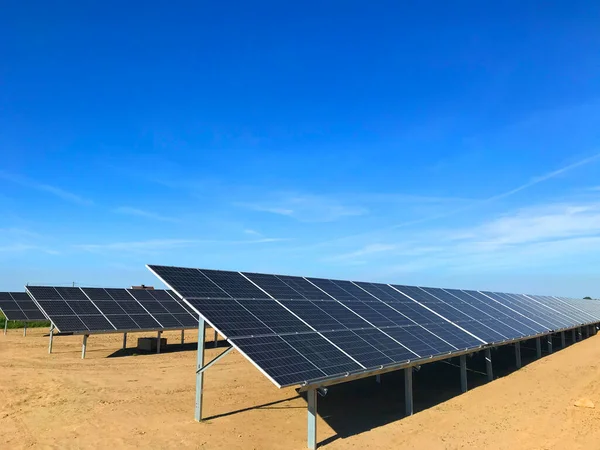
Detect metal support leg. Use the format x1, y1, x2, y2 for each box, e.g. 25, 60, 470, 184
181, 329, 185, 345
536, 337, 542, 359
195, 319, 206, 422
23, 322, 27, 337
572, 329, 576, 343
561, 331, 566, 348
214, 329, 218, 348
157, 331, 162, 354
122, 333, 127, 349
515, 342, 521, 369
3, 318, 7, 335
460, 355, 467, 393
81, 334, 88, 359
375, 374, 381, 384
485, 348, 493, 381
48, 325, 54, 354
404, 367, 413, 416
547, 335, 553, 354
578, 328, 582, 341
307, 388, 317, 450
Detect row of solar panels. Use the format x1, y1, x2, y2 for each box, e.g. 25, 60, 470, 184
0, 292, 47, 321
148, 265, 600, 388
1, 287, 198, 334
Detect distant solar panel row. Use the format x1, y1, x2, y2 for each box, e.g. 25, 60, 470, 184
149, 265, 600, 388
26, 286, 198, 334
0, 292, 47, 321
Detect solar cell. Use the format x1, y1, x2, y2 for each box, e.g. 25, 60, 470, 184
243, 272, 304, 299
200, 269, 269, 299
151, 265, 231, 298
279, 299, 346, 331
185, 297, 273, 338
322, 330, 394, 367
276, 275, 330, 300
236, 299, 313, 335
280, 333, 364, 376
230, 335, 326, 387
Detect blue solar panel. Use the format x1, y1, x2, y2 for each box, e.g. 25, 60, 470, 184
148, 264, 600, 388
27, 286, 196, 334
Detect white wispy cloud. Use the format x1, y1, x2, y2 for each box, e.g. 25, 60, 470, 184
0, 171, 93, 205
235, 193, 368, 223
74, 237, 290, 254
326, 243, 398, 262
114, 207, 179, 223
330, 200, 600, 275
0, 227, 59, 255
304, 152, 600, 250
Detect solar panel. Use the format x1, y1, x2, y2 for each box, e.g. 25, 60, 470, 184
148, 264, 600, 388
0, 292, 47, 321
26, 286, 198, 334
149, 265, 486, 387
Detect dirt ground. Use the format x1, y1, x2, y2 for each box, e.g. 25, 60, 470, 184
1, 328, 600, 449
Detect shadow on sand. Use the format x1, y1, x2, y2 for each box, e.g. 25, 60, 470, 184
107, 338, 229, 358
298, 334, 577, 448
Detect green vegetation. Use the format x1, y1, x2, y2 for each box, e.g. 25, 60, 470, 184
0, 312, 50, 330
584, 296, 592, 300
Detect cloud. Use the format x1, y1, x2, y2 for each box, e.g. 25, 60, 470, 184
235, 193, 368, 223
303, 152, 600, 250
0, 227, 59, 255
114, 207, 179, 223
332, 200, 600, 276
326, 243, 398, 262
74, 237, 290, 254
0, 171, 93, 205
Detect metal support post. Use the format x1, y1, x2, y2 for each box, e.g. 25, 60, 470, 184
460, 355, 467, 393
23, 322, 27, 337
181, 329, 185, 345
536, 337, 542, 359
485, 348, 493, 381
3, 318, 7, 335
122, 333, 127, 349
547, 335, 553, 354
307, 388, 317, 450
375, 374, 381, 384
81, 334, 88, 359
405, 367, 413, 416
214, 329, 218, 348
578, 328, 582, 341
157, 331, 162, 354
572, 329, 576, 343
195, 319, 206, 422
515, 342, 521, 369
561, 331, 566, 349
48, 325, 54, 354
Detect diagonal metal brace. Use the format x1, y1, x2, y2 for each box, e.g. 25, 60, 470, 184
196, 346, 234, 374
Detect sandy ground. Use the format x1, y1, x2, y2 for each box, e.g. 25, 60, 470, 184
1, 328, 600, 449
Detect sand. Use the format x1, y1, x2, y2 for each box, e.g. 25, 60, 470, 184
1, 328, 600, 449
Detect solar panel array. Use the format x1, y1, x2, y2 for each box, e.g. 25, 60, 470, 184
0, 292, 47, 322
26, 286, 198, 334
149, 265, 600, 388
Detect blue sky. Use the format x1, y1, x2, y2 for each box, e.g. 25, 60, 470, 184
1, 2, 600, 296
